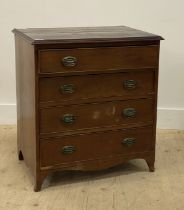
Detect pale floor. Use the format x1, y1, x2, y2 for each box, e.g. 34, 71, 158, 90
0, 125, 184, 210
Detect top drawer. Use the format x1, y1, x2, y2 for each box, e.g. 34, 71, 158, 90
39, 46, 159, 73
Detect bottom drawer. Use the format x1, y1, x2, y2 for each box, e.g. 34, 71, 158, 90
40, 126, 154, 167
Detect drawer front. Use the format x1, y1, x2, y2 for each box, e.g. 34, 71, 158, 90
40, 99, 153, 134
39, 71, 154, 105
39, 46, 159, 73
40, 126, 153, 167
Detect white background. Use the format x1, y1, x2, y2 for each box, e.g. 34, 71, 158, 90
0, 0, 184, 129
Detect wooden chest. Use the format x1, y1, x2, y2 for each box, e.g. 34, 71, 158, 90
12, 26, 163, 191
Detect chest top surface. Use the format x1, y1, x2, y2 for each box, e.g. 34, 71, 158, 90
12, 26, 163, 45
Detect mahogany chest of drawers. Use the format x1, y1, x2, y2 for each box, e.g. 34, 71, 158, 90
13, 26, 163, 191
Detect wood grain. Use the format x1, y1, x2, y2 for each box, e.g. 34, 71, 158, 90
40, 99, 154, 135
39, 70, 155, 106
15, 35, 37, 178
40, 126, 154, 167
12, 26, 163, 45
39, 46, 159, 73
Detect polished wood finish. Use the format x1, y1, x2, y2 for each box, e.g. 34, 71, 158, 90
39, 46, 159, 73
39, 70, 154, 106
13, 26, 162, 191
40, 126, 153, 167
15, 35, 37, 179
40, 99, 153, 134
12, 26, 163, 45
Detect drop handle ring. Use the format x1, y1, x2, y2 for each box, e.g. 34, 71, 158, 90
62, 146, 76, 154
122, 138, 136, 147
123, 80, 137, 89
61, 114, 76, 124
123, 108, 137, 118
59, 84, 75, 94
62, 56, 77, 67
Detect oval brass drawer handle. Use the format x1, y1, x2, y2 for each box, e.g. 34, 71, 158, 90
59, 84, 75, 94
122, 138, 136, 147
62, 145, 76, 154
123, 108, 137, 118
123, 80, 137, 89
62, 56, 78, 67
62, 114, 76, 124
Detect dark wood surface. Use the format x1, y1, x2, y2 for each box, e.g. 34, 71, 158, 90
40, 126, 153, 167
40, 99, 154, 135
12, 26, 163, 45
39, 70, 154, 106
13, 26, 162, 191
39, 46, 159, 73
15, 35, 37, 179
